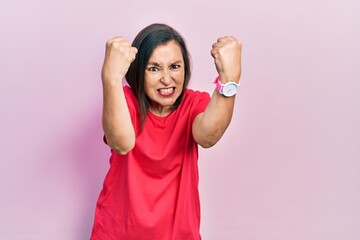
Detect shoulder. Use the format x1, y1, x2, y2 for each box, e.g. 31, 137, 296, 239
176, 88, 210, 122
124, 85, 136, 98
123, 85, 138, 105
182, 88, 211, 105
182, 89, 210, 109
123, 85, 139, 116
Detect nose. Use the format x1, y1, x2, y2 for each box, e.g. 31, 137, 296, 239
160, 69, 172, 86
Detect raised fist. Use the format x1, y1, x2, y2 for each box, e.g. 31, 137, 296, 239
102, 37, 138, 82
211, 36, 242, 83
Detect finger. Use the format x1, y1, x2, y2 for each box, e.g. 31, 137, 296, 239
110, 36, 125, 41
215, 37, 226, 44
212, 40, 224, 49
107, 36, 125, 45
130, 47, 138, 54
129, 48, 137, 60
130, 51, 137, 62
107, 37, 132, 48
217, 36, 234, 42
210, 48, 219, 58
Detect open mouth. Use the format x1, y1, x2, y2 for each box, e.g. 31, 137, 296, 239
158, 87, 175, 96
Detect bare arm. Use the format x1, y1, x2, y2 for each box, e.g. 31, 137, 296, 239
101, 37, 138, 154
192, 36, 242, 148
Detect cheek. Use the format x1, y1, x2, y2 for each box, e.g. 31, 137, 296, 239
144, 83, 153, 96
144, 77, 158, 95
173, 71, 185, 82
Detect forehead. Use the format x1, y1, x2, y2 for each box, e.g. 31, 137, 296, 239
148, 40, 183, 62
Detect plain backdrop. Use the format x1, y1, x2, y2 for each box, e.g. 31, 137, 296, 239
1, 0, 359, 239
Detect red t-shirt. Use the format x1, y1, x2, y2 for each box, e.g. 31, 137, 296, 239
91, 86, 210, 240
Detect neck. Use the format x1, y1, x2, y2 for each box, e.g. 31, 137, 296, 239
149, 104, 172, 117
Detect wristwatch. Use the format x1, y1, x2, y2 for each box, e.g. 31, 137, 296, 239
214, 76, 240, 97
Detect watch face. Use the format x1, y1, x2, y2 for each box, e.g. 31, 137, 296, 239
222, 82, 238, 97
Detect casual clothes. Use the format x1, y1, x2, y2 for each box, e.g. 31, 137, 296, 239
91, 86, 210, 240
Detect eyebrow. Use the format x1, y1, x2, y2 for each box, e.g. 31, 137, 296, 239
147, 60, 183, 66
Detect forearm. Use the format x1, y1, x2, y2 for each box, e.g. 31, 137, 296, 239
194, 89, 236, 148
194, 35, 242, 148
102, 79, 135, 154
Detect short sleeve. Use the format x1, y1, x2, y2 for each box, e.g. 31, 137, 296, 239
189, 90, 211, 123
123, 86, 139, 120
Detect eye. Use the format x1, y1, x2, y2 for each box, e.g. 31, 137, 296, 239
147, 66, 159, 72
170, 64, 181, 70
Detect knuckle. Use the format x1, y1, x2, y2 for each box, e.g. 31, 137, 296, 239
106, 40, 113, 47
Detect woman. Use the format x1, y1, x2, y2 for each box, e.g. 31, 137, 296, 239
91, 23, 242, 240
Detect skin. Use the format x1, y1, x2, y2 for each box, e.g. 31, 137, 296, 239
101, 35, 242, 154
101, 37, 137, 154
144, 40, 185, 117
193, 36, 242, 147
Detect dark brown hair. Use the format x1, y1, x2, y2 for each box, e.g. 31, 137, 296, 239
125, 23, 192, 126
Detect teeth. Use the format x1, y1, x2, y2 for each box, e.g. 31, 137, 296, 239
159, 88, 174, 95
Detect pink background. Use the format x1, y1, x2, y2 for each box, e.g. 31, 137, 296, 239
1, 0, 359, 239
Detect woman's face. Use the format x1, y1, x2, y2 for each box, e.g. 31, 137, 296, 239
144, 40, 185, 116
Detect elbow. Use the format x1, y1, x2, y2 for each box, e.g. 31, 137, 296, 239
111, 142, 135, 155
193, 121, 229, 149
198, 141, 216, 149
107, 136, 135, 155
197, 134, 221, 149
114, 146, 133, 155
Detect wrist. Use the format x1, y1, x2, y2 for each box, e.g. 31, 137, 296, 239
213, 76, 240, 97
102, 73, 125, 86
218, 74, 240, 84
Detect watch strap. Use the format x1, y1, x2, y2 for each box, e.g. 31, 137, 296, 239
213, 76, 240, 96
213, 76, 224, 93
